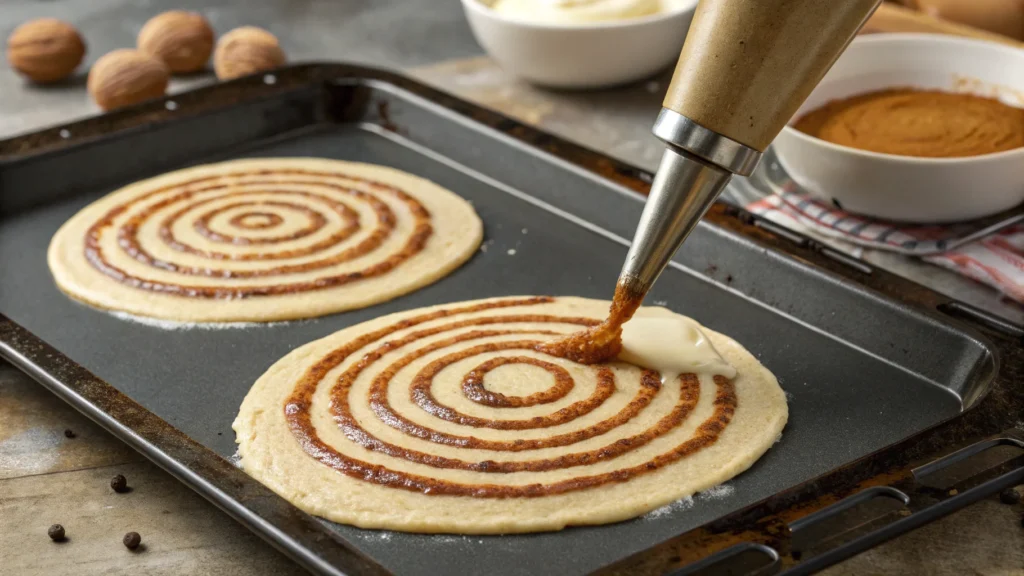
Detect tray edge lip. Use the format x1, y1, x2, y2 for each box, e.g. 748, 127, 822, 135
0, 315, 375, 576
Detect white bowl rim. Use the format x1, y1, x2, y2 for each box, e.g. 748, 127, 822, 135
781, 33, 1024, 165
461, 0, 698, 30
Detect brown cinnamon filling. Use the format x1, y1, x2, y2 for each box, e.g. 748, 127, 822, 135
284, 297, 736, 498
406, 338, 615, 431
226, 211, 283, 230
538, 280, 646, 364
461, 356, 575, 408
793, 88, 1024, 158
161, 188, 368, 258
83, 169, 433, 298
192, 199, 332, 247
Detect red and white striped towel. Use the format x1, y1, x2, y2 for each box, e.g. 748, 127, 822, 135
747, 192, 1024, 303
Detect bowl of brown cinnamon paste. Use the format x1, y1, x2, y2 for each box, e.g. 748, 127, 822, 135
773, 34, 1024, 223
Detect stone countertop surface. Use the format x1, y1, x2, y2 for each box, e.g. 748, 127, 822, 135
0, 0, 480, 137
0, 1, 1022, 575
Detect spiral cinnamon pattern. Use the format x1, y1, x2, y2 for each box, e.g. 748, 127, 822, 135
282, 296, 737, 498
48, 158, 483, 322
88, 170, 427, 296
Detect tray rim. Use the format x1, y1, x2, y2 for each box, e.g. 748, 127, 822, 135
1, 62, 1022, 576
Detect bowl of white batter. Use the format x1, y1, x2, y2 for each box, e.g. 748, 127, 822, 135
462, 0, 698, 89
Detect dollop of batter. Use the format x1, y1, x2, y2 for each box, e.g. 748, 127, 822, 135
537, 281, 736, 381
618, 311, 737, 381
793, 88, 1024, 158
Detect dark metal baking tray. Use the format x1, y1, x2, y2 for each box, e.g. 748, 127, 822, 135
1, 64, 1022, 576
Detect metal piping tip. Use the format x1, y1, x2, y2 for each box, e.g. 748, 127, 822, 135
616, 273, 650, 301
618, 147, 732, 292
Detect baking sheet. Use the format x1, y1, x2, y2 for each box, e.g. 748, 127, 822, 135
0, 78, 992, 576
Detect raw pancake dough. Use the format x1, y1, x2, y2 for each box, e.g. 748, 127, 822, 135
233, 296, 788, 533
47, 158, 483, 322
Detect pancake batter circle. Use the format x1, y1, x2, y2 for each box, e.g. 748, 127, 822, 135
233, 296, 788, 533
47, 158, 483, 322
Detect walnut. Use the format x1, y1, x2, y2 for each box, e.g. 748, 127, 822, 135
6, 18, 86, 84
87, 49, 170, 111
213, 26, 286, 81
137, 10, 214, 74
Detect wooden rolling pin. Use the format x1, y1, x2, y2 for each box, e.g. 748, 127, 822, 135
861, 2, 1024, 47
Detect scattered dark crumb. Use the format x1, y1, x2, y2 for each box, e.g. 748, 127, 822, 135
110, 474, 128, 493
725, 274, 734, 283
705, 264, 718, 275
123, 531, 141, 550
48, 524, 65, 542
999, 487, 1021, 505
63, 429, 76, 438
376, 100, 399, 132
217, 432, 222, 436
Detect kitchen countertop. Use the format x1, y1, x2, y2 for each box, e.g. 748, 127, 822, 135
0, 1, 1022, 575
0, 0, 480, 137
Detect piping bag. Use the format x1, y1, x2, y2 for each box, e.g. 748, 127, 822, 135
617, 0, 881, 299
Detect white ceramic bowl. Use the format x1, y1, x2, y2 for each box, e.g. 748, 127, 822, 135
772, 34, 1024, 223
461, 0, 698, 88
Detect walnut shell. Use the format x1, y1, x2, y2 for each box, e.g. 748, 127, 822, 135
87, 49, 170, 111
138, 10, 214, 74
6, 18, 86, 83
213, 26, 286, 81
